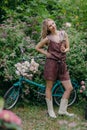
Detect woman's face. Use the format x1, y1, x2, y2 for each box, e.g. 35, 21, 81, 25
47, 20, 56, 33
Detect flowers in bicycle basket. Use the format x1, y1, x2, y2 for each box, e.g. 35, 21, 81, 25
79, 80, 87, 97
15, 58, 39, 79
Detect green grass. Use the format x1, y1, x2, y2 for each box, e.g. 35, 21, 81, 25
12, 101, 87, 130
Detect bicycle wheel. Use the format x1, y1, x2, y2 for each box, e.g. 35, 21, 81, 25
4, 86, 20, 109
54, 85, 77, 107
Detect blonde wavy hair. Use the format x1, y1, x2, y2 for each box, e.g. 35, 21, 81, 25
41, 18, 54, 39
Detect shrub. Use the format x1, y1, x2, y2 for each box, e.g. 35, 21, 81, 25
64, 26, 87, 81
0, 18, 37, 81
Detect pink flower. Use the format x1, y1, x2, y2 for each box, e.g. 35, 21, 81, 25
0, 110, 22, 126
81, 85, 86, 90
81, 80, 85, 85
79, 89, 83, 93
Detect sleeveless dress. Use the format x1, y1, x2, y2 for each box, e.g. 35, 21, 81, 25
44, 31, 70, 81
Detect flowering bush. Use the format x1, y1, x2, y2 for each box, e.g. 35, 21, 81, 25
15, 58, 39, 79
79, 80, 87, 97
0, 98, 22, 130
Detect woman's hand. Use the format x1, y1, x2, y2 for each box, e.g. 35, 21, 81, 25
61, 45, 66, 53
46, 52, 51, 58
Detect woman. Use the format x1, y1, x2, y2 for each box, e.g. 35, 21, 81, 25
35, 18, 74, 118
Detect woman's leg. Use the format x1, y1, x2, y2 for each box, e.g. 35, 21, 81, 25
61, 80, 73, 99
45, 80, 56, 118
45, 80, 54, 99
58, 80, 74, 116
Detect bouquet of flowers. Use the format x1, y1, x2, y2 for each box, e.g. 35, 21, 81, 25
0, 97, 22, 130
15, 58, 39, 79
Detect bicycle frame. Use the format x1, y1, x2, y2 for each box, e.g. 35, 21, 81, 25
13, 76, 63, 96
13, 76, 79, 97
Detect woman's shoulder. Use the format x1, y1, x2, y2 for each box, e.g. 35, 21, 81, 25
40, 37, 50, 44
46, 35, 51, 43
59, 30, 68, 41
59, 30, 67, 36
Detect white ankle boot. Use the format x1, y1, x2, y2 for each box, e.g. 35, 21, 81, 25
58, 98, 74, 117
46, 98, 56, 118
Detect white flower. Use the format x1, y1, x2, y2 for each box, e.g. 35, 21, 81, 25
29, 66, 35, 71
29, 59, 39, 73
16, 66, 22, 71
31, 58, 35, 64
15, 70, 20, 76
21, 69, 26, 73
24, 61, 30, 67
15, 63, 21, 68
31, 59, 39, 67
22, 73, 27, 76
65, 22, 71, 27
21, 65, 28, 71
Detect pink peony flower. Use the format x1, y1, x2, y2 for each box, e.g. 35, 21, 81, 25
81, 85, 86, 90
81, 80, 85, 85
80, 89, 83, 93
0, 110, 22, 126
80, 80, 87, 97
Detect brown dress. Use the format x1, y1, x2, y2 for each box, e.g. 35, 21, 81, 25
44, 37, 70, 81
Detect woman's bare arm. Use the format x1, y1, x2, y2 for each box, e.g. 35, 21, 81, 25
65, 33, 70, 52
61, 33, 70, 53
35, 37, 50, 57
